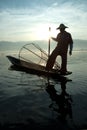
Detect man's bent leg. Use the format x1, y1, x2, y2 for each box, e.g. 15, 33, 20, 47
46, 48, 58, 70
46, 54, 56, 70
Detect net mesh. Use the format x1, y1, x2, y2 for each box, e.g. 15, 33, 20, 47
18, 43, 60, 69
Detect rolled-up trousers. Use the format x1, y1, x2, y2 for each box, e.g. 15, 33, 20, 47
46, 46, 67, 72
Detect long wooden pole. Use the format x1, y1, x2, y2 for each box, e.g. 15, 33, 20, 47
48, 27, 51, 58
47, 27, 51, 84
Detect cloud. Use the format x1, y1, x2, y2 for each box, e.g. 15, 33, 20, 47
0, 0, 87, 41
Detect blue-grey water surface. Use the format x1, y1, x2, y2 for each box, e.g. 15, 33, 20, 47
0, 42, 87, 130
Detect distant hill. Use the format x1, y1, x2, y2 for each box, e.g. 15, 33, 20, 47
0, 39, 87, 52
0, 41, 29, 51
73, 39, 87, 51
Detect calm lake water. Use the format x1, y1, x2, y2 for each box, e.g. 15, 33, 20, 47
0, 41, 87, 129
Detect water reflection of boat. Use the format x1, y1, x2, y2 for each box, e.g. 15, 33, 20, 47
46, 80, 73, 121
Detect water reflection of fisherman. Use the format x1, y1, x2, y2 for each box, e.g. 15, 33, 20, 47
46, 80, 73, 121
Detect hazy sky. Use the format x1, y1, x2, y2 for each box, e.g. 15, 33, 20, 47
0, 0, 87, 41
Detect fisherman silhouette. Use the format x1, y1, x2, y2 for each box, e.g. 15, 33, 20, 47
46, 24, 73, 75
46, 79, 73, 121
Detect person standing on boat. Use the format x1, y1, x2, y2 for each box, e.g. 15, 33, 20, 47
46, 23, 73, 74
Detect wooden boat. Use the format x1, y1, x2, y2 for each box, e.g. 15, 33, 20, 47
7, 43, 72, 78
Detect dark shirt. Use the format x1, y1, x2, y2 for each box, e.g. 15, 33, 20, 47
52, 31, 73, 54
56, 31, 73, 53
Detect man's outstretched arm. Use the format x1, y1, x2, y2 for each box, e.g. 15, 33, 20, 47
51, 37, 58, 42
